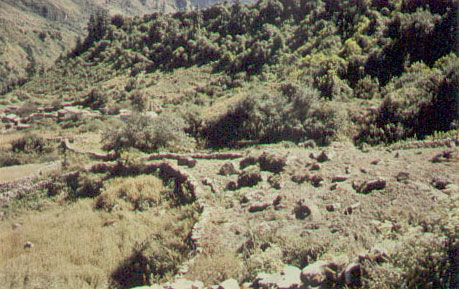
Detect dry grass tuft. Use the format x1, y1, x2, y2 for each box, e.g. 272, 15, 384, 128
96, 175, 164, 211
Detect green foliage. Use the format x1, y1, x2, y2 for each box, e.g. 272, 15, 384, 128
102, 113, 193, 156
203, 83, 344, 147
11, 134, 47, 154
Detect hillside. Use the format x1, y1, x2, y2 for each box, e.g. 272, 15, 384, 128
0, 0, 246, 94
0, 0, 458, 288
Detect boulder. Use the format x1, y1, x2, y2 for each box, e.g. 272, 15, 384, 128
255, 266, 302, 289
164, 279, 204, 289
332, 175, 348, 183
344, 202, 360, 215
357, 179, 386, 194
291, 173, 309, 184
294, 201, 311, 220
219, 162, 240, 175
218, 278, 239, 289
268, 174, 282, 189
177, 157, 197, 168
238, 166, 262, 187
249, 202, 271, 213
431, 178, 452, 190
395, 172, 410, 182
258, 152, 287, 173
24, 241, 34, 249
225, 181, 238, 191
310, 175, 324, 187
240, 156, 258, 170
300, 261, 338, 287
341, 262, 362, 287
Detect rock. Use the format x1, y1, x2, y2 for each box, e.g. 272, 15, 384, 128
358, 179, 386, 194
218, 278, 239, 289
395, 172, 410, 182
163, 279, 204, 289
326, 204, 339, 212
294, 201, 311, 220
256, 266, 302, 289
310, 175, 324, 187
268, 174, 282, 189
272, 195, 283, 206
332, 175, 348, 182
370, 159, 380, 165
238, 166, 262, 187
219, 162, 240, 175
24, 241, 34, 249
431, 150, 456, 163
341, 262, 362, 287
202, 178, 217, 193
225, 181, 238, 191
344, 202, 360, 215
329, 183, 338, 190
12, 223, 21, 229
431, 178, 452, 190
316, 151, 331, 162
300, 260, 338, 287
345, 166, 351, 174
258, 152, 287, 173
249, 202, 271, 213
291, 173, 309, 184
299, 140, 316, 148
360, 168, 368, 174
277, 266, 302, 289
310, 163, 321, 171
177, 157, 197, 168
240, 156, 258, 170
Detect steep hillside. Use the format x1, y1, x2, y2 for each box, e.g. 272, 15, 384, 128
0, 0, 245, 93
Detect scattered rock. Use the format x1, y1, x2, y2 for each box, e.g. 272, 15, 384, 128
395, 172, 410, 182
431, 150, 456, 163
341, 262, 362, 287
316, 150, 331, 162
177, 157, 197, 168
225, 181, 238, 191
294, 201, 311, 220
24, 241, 34, 249
310, 175, 324, 187
298, 140, 316, 148
218, 278, 239, 289
326, 204, 340, 212
255, 265, 302, 289
249, 202, 271, 213
258, 152, 287, 173
268, 174, 282, 189
310, 163, 321, 171
370, 159, 380, 165
344, 202, 360, 215
272, 195, 283, 206
219, 162, 240, 175
332, 175, 348, 183
431, 178, 452, 190
357, 179, 386, 194
360, 168, 368, 174
202, 178, 217, 193
238, 166, 262, 187
240, 156, 258, 170
329, 183, 338, 190
291, 173, 309, 184
345, 166, 351, 174
300, 260, 338, 287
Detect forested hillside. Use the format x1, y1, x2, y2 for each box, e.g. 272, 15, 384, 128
0, 0, 245, 93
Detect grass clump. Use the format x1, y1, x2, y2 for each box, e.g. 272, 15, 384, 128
96, 175, 164, 211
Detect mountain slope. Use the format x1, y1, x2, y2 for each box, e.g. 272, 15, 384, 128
0, 0, 245, 93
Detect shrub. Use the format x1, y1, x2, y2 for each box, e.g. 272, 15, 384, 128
11, 134, 47, 154
102, 112, 193, 156
202, 83, 343, 147
84, 88, 108, 110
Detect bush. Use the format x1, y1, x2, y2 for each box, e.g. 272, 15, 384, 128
11, 134, 47, 154
202, 83, 343, 147
102, 112, 193, 156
